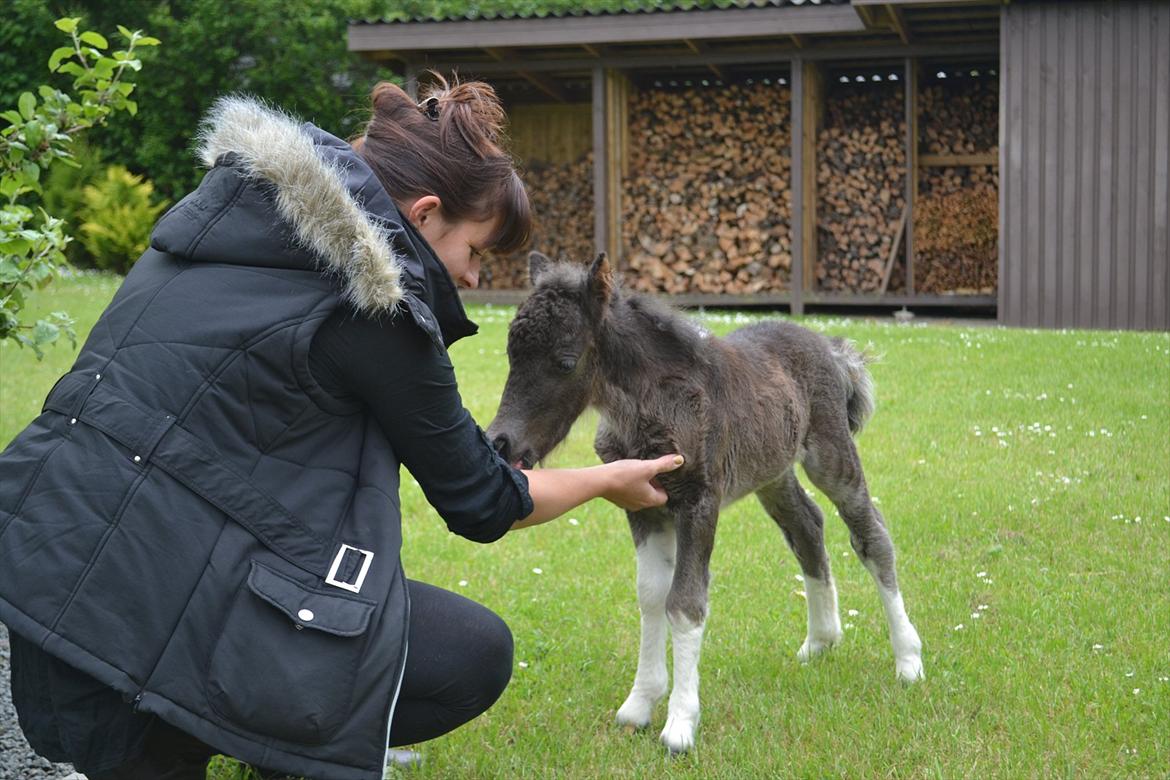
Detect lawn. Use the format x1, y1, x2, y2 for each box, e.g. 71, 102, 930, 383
2, 274, 1168, 779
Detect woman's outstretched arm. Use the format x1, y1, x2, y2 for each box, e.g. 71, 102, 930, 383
512, 454, 684, 529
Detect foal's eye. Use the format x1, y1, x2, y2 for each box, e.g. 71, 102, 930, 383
558, 357, 577, 374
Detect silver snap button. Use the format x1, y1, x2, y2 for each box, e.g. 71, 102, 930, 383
94, 373, 101, 380
70, 418, 77, 425
297, 608, 315, 622
133, 455, 141, 463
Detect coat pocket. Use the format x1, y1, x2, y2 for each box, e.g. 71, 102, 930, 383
207, 560, 376, 744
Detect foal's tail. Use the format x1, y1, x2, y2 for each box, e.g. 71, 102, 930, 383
828, 337, 876, 435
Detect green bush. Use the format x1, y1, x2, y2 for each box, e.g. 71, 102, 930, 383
78, 164, 167, 274
40, 138, 107, 267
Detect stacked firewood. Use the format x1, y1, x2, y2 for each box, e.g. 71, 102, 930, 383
913, 185, 997, 294
483, 153, 594, 289
918, 78, 998, 155
621, 83, 793, 294
914, 77, 999, 294
815, 84, 907, 293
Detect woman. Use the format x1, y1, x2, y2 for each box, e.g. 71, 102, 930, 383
0, 78, 680, 780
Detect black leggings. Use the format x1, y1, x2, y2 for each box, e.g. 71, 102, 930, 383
84, 580, 513, 779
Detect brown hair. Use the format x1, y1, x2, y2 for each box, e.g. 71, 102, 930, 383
353, 75, 531, 255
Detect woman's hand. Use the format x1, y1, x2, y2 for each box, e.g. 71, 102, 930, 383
600, 454, 685, 511
512, 454, 685, 529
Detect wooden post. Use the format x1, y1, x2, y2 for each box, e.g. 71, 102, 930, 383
791, 60, 805, 315
792, 59, 823, 315
605, 70, 628, 267
801, 60, 823, 294
592, 66, 608, 261
904, 56, 917, 296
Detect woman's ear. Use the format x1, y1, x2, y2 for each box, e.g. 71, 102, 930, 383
406, 195, 442, 229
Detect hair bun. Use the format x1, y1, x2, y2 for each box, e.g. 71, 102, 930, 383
421, 74, 508, 159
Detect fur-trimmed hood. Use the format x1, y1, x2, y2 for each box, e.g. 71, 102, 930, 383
152, 96, 407, 315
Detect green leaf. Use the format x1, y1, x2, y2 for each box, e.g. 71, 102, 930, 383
0, 176, 21, 199
136, 36, 161, 46
125, 100, 138, 116
54, 17, 80, 34
0, 239, 33, 259
80, 31, 109, 49
117, 25, 134, 40
58, 62, 86, 79
0, 110, 22, 126
48, 46, 76, 72
32, 319, 61, 347
18, 92, 36, 121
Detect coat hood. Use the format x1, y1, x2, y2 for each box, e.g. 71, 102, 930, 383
152, 96, 406, 316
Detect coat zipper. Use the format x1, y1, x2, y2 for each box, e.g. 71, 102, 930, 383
381, 573, 410, 778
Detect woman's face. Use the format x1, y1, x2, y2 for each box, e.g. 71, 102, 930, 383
404, 195, 496, 289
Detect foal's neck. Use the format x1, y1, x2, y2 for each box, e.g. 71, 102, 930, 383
594, 292, 708, 406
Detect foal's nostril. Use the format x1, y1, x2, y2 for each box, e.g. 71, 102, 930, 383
492, 433, 512, 461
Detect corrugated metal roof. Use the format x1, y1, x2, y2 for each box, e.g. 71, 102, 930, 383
358, 0, 848, 26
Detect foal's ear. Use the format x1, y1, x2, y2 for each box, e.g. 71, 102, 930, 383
528, 251, 551, 287
587, 252, 615, 309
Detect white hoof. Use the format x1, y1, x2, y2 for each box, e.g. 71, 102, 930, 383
796, 629, 842, 663
660, 712, 698, 754
616, 692, 659, 730
896, 654, 925, 682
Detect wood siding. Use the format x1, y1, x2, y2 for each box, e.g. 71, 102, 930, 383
1000, 1, 1170, 330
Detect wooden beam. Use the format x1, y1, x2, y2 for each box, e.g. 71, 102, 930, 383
791, 61, 805, 316
852, 0, 998, 6
485, 47, 568, 101
348, 6, 867, 51
919, 152, 997, 167
789, 34, 804, 49
412, 41, 1000, 75
582, 44, 603, 58
682, 38, 726, 80
592, 66, 607, 261
605, 69, 626, 266
853, 4, 880, 28
518, 70, 568, 102
887, 4, 911, 44
879, 206, 908, 295
800, 60, 823, 294
904, 56, 917, 296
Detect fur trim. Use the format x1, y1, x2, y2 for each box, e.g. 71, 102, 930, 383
195, 96, 402, 314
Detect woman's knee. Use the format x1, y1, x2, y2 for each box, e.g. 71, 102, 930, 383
476, 611, 513, 706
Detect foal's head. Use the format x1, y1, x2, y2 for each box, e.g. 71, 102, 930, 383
487, 251, 615, 468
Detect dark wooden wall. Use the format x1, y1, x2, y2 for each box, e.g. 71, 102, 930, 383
1000, 0, 1170, 331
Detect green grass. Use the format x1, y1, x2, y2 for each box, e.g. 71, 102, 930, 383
3, 275, 1168, 779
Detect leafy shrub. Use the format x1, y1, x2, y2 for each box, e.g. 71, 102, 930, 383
78, 164, 167, 274
40, 138, 106, 267
1, 16, 156, 357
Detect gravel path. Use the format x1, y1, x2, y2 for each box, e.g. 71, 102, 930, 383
0, 623, 81, 780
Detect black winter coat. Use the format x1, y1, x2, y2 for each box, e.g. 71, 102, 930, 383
0, 97, 524, 780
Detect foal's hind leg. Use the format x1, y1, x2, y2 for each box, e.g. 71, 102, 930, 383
616, 510, 674, 731
757, 470, 843, 662
803, 427, 924, 682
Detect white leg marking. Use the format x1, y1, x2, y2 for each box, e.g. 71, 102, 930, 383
616, 527, 675, 729
797, 575, 843, 662
863, 559, 925, 682
661, 613, 704, 754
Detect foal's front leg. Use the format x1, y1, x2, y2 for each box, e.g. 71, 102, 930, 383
616, 511, 675, 731
660, 496, 718, 754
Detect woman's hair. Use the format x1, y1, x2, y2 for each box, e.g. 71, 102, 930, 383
353, 74, 531, 255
